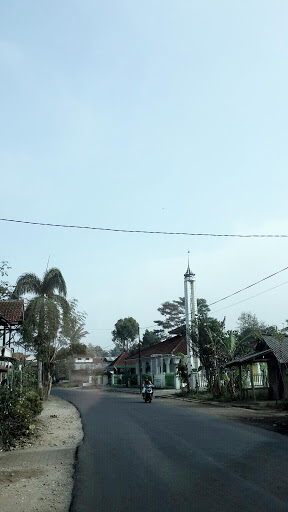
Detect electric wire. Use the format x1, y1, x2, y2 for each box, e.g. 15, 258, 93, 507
1, 217, 288, 238
210, 280, 288, 314
208, 265, 288, 306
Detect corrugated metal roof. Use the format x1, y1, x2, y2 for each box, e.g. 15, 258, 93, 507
226, 349, 272, 367
226, 335, 288, 367
262, 335, 288, 364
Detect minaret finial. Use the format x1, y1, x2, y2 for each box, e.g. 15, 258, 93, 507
184, 250, 195, 277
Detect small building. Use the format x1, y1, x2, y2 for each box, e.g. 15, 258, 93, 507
0, 300, 24, 385
106, 351, 136, 385
126, 334, 188, 389
71, 355, 114, 386
226, 335, 288, 401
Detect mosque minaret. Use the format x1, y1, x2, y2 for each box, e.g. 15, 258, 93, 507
184, 256, 200, 389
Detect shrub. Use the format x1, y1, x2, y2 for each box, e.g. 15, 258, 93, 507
0, 389, 42, 450
23, 391, 43, 416
129, 374, 138, 386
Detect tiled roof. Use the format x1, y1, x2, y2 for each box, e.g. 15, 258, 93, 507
127, 335, 187, 360
0, 300, 24, 324
109, 351, 136, 367
169, 325, 186, 335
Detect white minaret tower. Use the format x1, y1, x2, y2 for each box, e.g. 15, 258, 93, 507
184, 254, 200, 390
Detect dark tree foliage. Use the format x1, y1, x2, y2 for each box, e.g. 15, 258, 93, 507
142, 329, 164, 348
60, 299, 88, 346
0, 261, 12, 300
234, 312, 277, 357
112, 317, 139, 352
128, 329, 165, 355
154, 297, 210, 335
192, 316, 227, 395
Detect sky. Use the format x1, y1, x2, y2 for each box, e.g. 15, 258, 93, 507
1, 0, 288, 351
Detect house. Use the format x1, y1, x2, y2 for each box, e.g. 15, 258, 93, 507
70, 355, 114, 386
0, 300, 24, 385
226, 335, 288, 400
106, 351, 136, 385
125, 333, 188, 389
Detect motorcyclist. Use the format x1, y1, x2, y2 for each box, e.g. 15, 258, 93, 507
142, 376, 153, 398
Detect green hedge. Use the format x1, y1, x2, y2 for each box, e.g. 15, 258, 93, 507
0, 389, 43, 450
165, 373, 175, 387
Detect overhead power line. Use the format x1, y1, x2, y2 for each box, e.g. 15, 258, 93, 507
211, 280, 288, 314
1, 217, 288, 238
208, 264, 288, 306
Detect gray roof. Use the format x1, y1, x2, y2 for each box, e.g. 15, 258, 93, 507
262, 335, 288, 364
226, 349, 272, 367
226, 335, 288, 367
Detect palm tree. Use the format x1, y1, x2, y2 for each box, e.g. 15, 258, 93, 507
14, 268, 68, 397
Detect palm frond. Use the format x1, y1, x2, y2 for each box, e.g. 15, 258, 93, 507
52, 294, 69, 315
42, 268, 67, 297
14, 273, 42, 297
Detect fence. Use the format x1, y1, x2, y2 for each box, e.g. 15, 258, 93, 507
245, 372, 269, 388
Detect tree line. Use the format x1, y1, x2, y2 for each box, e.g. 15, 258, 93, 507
110, 295, 287, 396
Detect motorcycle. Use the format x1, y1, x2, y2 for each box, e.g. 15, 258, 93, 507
143, 384, 153, 403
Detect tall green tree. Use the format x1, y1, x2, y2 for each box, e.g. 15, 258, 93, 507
235, 312, 277, 357
154, 297, 210, 335
142, 329, 164, 348
112, 317, 139, 353
14, 268, 69, 398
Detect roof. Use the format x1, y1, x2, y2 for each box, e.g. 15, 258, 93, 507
226, 335, 288, 367
169, 325, 186, 335
127, 335, 187, 360
109, 351, 136, 367
261, 335, 288, 364
0, 300, 24, 325
226, 349, 272, 368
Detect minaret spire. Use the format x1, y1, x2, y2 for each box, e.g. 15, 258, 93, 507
184, 250, 195, 278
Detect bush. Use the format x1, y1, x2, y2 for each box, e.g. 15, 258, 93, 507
0, 389, 42, 450
23, 391, 43, 416
129, 374, 138, 386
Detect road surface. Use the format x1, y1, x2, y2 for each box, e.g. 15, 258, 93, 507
53, 389, 288, 512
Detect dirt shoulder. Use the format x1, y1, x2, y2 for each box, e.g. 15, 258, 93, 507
0, 395, 83, 512
169, 396, 288, 435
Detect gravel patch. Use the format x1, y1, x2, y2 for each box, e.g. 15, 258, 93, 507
0, 395, 83, 512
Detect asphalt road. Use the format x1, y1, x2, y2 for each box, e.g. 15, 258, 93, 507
53, 389, 288, 512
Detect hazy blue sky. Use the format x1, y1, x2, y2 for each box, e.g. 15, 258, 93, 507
1, 1, 288, 349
